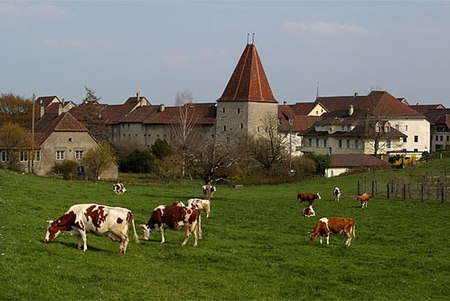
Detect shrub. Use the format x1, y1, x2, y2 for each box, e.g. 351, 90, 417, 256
51, 160, 78, 180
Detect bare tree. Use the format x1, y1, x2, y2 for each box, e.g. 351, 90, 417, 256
0, 93, 33, 129
171, 90, 197, 177
0, 123, 32, 171
247, 113, 289, 170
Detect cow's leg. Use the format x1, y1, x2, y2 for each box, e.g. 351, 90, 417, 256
159, 226, 166, 244
326, 234, 330, 245
79, 231, 88, 251
198, 215, 202, 239
120, 236, 129, 254
181, 224, 191, 246
319, 236, 323, 244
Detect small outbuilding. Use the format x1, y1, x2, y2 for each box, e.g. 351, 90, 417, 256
325, 154, 390, 178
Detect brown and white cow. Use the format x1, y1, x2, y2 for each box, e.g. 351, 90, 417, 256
202, 184, 216, 200
113, 182, 127, 194
140, 202, 200, 247
187, 198, 211, 218
356, 192, 370, 208
333, 187, 341, 202
44, 204, 140, 254
309, 217, 355, 246
297, 192, 321, 205
302, 205, 316, 217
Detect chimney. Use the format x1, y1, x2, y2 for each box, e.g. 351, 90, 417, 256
136, 91, 140, 101
354, 92, 358, 97
349, 105, 354, 116
158, 104, 165, 112
40, 105, 45, 118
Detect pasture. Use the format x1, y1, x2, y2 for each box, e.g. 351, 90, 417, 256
1, 160, 450, 300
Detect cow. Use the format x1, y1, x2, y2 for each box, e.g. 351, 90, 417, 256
297, 192, 321, 205
202, 184, 216, 200
113, 182, 127, 194
356, 192, 370, 208
44, 204, 140, 254
309, 217, 355, 246
333, 187, 341, 202
187, 198, 211, 218
302, 205, 315, 217
140, 202, 200, 247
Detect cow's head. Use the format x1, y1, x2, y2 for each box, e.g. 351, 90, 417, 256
140, 224, 152, 241
44, 220, 61, 242
316, 193, 321, 199
309, 231, 319, 243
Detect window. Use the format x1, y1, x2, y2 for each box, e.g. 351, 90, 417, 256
68, 138, 72, 142
75, 150, 84, 160
240, 123, 243, 129
323, 139, 328, 147
440, 136, 444, 141
34, 150, 40, 161
414, 135, 419, 143
386, 140, 391, 149
56, 150, 65, 160
355, 140, 359, 149
223, 125, 227, 131
315, 139, 320, 147
405, 125, 408, 131
222, 108, 226, 113
1, 151, 9, 162
436, 135, 439, 141
308, 139, 312, 147
19, 151, 28, 162
346, 140, 350, 148
395, 125, 400, 130
338, 140, 343, 148
237, 108, 240, 114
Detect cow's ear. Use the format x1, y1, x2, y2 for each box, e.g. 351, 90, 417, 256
46, 220, 53, 224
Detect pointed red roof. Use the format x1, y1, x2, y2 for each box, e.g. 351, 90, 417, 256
218, 44, 277, 103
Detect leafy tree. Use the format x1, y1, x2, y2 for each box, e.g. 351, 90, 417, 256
151, 138, 172, 159
52, 160, 78, 180
305, 153, 331, 175
0, 122, 32, 171
121, 150, 154, 173
81, 143, 117, 180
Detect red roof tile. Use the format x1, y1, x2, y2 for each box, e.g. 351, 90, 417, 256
218, 44, 277, 103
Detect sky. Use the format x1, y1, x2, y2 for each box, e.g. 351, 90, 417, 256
1, 0, 450, 107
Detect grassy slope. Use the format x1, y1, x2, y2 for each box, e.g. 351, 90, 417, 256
1, 159, 450, 300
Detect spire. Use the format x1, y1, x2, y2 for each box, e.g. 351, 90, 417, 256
217, 43, 277, 103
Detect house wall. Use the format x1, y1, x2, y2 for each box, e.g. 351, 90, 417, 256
33, 131, 118, 180
325, 167, 348, 178
430, 124, 450, 152
388, 118, 430, 153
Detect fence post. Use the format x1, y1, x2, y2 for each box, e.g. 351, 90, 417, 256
372, 180, 375, 196
387, 183, 390, 199
357, 180, 360, 195
421, 185, 424, 202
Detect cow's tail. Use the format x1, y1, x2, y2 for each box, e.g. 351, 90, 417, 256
131, 217, 141, 245
352, 222, 356, 238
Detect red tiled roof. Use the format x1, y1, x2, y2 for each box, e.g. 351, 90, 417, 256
278, 105, 321, 132
290, 102, 317, 115
330, 154, 390, 168
142, 103, 216, 125
316, 91, 423, 118
218, 44, 277, 103
33, 112, 88, 146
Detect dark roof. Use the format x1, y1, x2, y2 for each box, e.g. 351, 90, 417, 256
316, 91, 423, 118
143, 103, 216, 125
290, 102, 317, 115
330, 154, 391, 168
217, 43, 277, 103
33, 112, 88, 146
410, 104, 450, 126
278, 105, 321, 132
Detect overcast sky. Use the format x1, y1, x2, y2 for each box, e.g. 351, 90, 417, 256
1, 0, 450, 107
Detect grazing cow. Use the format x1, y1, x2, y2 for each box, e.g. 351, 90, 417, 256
309, 217, 355, 246
44, 204, 140, 254
113, 182, 127, 194
140, 202, 200, 247
302, 205, 315, 217
202, 184, 216, 200
356, 192, 370, 208
333, 187, 341, 202
297, 192, 321, 205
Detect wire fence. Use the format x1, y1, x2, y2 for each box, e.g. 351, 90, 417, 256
357, 175, 450, 204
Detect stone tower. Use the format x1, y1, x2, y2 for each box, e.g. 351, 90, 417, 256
216, 43, 278, 145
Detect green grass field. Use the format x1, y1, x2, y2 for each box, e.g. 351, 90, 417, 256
1, 159, 450, 300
